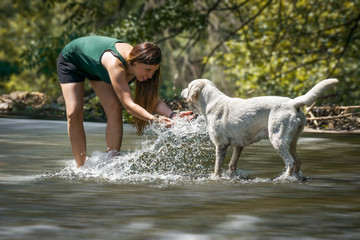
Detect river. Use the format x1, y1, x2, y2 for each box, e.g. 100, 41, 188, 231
0, 117, 359, 240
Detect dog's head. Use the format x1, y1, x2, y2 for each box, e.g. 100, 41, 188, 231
181, 79, 215, 103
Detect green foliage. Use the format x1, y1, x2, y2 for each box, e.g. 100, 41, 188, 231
99, 0, 207, 43
209, 0, 360, 105
1, 0, 359, 107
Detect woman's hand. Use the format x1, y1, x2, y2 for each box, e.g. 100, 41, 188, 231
151, 111, 194, 128
151, 116, 173, 128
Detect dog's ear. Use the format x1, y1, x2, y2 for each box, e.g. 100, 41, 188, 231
188, 85, 201, 101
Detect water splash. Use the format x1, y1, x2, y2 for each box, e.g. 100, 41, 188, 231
45, 117, 217, 185
41, 116, 305, 185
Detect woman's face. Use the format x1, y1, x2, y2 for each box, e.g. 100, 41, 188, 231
133, 63, 160, 82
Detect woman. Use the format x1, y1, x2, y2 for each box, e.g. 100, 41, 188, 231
57, 36, 189, 167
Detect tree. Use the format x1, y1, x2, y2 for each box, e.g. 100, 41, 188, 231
1, 0, 359, 106
205, 0, 360, 105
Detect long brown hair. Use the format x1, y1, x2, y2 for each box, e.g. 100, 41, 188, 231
127, 42, 162, 135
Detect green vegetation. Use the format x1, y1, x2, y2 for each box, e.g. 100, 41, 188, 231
1, 0, 359, 106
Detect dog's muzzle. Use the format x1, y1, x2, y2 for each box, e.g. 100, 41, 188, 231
181, 88, 189, 100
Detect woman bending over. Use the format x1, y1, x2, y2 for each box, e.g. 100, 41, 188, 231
57, 36, 190, 167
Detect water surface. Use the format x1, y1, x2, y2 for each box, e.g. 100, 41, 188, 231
0, 118, 359, 240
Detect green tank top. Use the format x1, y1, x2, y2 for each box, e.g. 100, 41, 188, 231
61, 36, 127, 84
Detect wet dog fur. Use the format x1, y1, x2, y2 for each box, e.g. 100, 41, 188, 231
181, 78, 338, 178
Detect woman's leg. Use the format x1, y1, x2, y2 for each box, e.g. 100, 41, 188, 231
60, 82, 86, 167
89, 80, 123, 152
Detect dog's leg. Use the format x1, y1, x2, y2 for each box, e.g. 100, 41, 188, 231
269, 134, 296, 178
291, 128, 303, 177
213, 145, 228, 178
229, 146, 244, 176
290, 114, 305, 178
277, 148, 295, 177
269, 111, 305, 178
290, 137, 300, 176
291, 144, 301, 176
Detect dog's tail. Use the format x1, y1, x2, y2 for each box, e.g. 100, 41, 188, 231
291, 78, 338, 108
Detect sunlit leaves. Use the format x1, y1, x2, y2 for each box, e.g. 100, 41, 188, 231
209, 0, 360, 105
1, 0, 359, 106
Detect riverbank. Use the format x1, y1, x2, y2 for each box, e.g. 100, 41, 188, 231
1, 90, 359, 134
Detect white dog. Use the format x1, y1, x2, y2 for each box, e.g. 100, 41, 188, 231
181, 78, 338, 178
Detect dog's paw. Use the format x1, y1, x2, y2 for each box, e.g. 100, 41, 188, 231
273, 172, 301, 183
210, 173, 221, 180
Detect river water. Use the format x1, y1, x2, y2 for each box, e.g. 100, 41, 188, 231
0, 117, 359, 240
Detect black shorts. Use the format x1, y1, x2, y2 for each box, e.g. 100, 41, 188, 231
57, 52, 102, 84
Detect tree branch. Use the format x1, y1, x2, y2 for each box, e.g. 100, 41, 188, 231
269, 55, 332, 81
199, 0, 273, 77
215, 0, 250, 12
205, 0, 222, 16
327, 13, 360, 78
156, 27, 185, 44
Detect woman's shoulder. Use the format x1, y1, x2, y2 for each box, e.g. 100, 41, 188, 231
115, 42, 133, 59
101, 51, 126, 71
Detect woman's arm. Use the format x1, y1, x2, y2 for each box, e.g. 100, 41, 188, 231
155, 100, 173, 118
103, 52, 155, 121
155, 99, 194, 120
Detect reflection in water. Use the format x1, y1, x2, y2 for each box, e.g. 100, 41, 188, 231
0, 118, 359, 240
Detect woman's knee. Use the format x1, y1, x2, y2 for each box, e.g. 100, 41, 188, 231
66, 106, 83, 124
